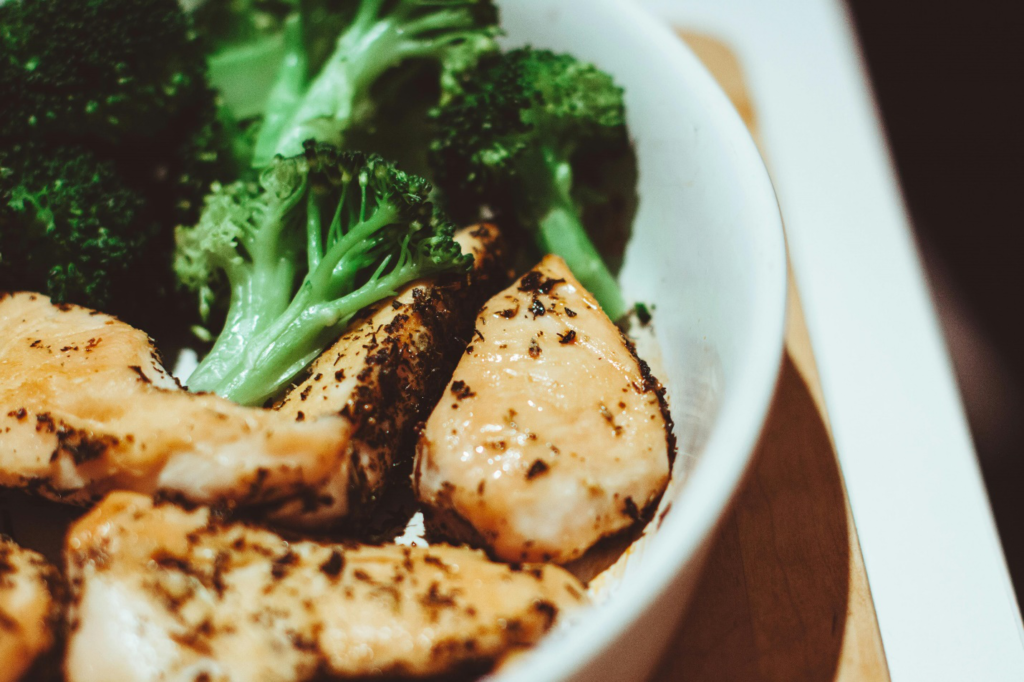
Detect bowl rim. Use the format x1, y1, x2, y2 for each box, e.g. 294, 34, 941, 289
492, 1, 788, 679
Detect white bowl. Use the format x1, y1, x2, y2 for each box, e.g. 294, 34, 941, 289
490, 1, 787, 681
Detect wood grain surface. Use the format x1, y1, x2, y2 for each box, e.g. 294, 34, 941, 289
648, 33, 891, 682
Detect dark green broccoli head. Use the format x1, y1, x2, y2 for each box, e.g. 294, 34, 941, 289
431, 47, 633, 319
152, 102, 238, 227
0, 0, 212, 142
0, 142, 162, 311
305, 144, 434, 226
0, 0, 232, 229
431, 47, 628, 223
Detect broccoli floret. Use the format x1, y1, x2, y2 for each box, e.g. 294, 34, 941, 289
0, 0, 211, 142
431, 48, 632, 319
250, 0, 500, 166
0, 0, 232, 228
175, 141, 471, 406
0, 142, 162, 313
0, 0, 234, 332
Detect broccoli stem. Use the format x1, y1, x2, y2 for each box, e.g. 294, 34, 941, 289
186, 255, 298, 393
186, 178, 309, 393
251, 15, 310, 166
257, 1, 486, 164
209, 250, 423, 407
537, 203, 626, 321
527, 154, 627, 320
192, 200, 413, 406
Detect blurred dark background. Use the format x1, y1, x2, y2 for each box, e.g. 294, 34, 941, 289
847, 1, 1024, 599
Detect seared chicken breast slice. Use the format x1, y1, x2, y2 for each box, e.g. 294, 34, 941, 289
415, 256, 674, 564
269, 224, 506, 525
64, 492, 587, 682
0, 292, 351, 510
0, 536, 59, 682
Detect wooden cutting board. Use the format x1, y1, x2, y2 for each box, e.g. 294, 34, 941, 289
648, 33, 891, 682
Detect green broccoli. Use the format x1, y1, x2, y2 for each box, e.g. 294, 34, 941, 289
175, 142, 471, 406
0, 0, 232, 227
248, 0, 500, 166
0, 0, 211, 142
0, 0, 234, 332
431, 48, 633, 320
0, 142, 161, 314
193, 0, 304, 121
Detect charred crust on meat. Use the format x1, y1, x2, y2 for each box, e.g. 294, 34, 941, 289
529, 298, 546, 318
384, 313, 409, 335
557, 330, 577, 344
564, 307, 577, 317
528, 339, 542, 359
7, 408, 27, 421
420, 581, 459, 621
526, 460, 550, 480
532, 600, 558, 628
423, 554, 454, 574
450, 381, 475, 400
421, 485, 494, 554
127, 365, 151, 384
169, 629, 214, 655
271, 550, 298, 579
599, 404, 624, 437
518, 272, 566, 296
497, 303, 519, 319
35, 413, 120, 465
618, 329, 677, 466
622, 497, 641, 521
319, 551, 345, 579
247, 468, 271, 500
657, 502, 673, 529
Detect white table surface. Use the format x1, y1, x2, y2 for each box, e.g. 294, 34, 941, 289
637, 0, 1024, 679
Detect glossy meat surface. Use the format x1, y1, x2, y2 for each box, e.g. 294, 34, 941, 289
64, 492, 586, 682
415, 256, 673, 563
0, 536, 58, 682
0, 292, 352, 509
270, 224, 506, 524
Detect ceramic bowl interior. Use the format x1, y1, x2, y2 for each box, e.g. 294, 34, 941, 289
489, 2, 787, 681
0, 2, 785, 680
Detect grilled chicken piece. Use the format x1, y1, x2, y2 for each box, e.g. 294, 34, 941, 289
64, 492, 587, 682
415, 256, 674, 564
0, 536, 59, 682
269, 224, 506, 525
0, 292, 352, 510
